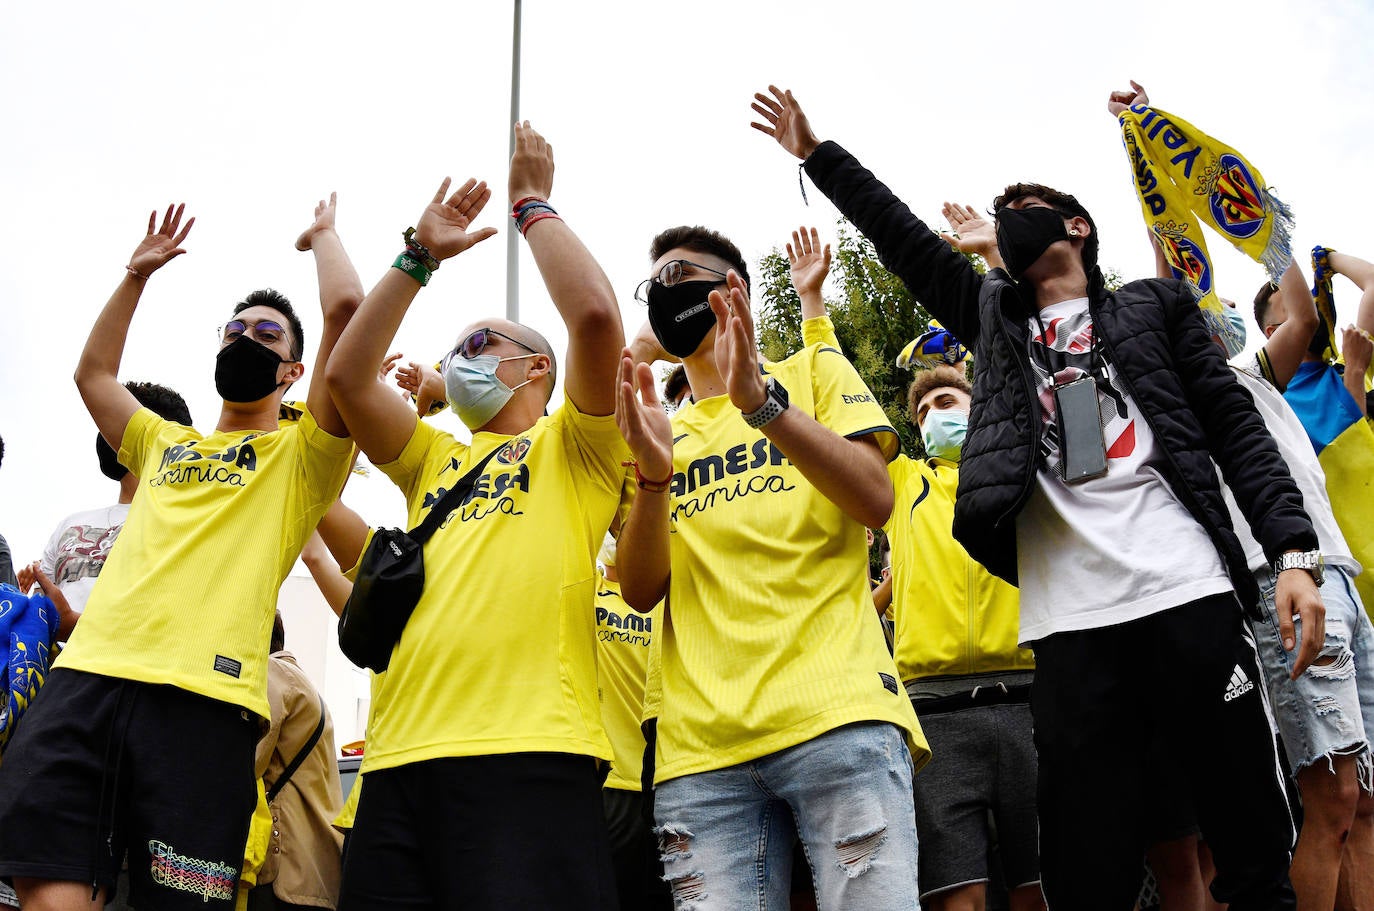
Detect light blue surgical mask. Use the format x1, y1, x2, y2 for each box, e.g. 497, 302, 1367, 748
921, 408, 968, 462
1223, 305, 1248, 358
443, 354, 535, 430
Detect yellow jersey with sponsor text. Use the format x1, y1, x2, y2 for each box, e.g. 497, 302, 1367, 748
363, 399, 627, 772
655, 344, 926, 783
56, 405, 353, 717
595, 572, 661, 791
883, 455, 1033, 682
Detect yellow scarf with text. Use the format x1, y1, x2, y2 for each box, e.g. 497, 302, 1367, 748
1118, 104, 1293, 355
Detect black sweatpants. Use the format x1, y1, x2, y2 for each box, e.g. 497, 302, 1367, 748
1032, 592, 1296, 911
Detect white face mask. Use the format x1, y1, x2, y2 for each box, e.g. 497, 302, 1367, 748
920, 408, 968, 461
442, 354, 536, 430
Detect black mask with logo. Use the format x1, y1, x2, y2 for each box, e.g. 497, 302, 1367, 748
96, 432, 128, 481
995, 205, 1071, 280
647, 280, 721, 358
215, 335, 288, 403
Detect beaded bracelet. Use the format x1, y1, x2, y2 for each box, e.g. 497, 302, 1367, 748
622, 459, 672, 493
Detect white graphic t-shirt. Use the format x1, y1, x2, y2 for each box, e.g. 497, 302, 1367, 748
1014, 297, 1231, 644
40, 504, 132, 617
1225, 359, 1356, 576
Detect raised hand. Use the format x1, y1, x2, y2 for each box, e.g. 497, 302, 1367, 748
615, 348, 673, 480
16, 561, 35, 594
295, 192, 339, 252
395, 359, 446, 415
509, 121, 555, 204
750, 85, 821, 161
938, 203, 998, 256
412, 178, 499, 261
128, 204, 194, 278
1107, 79, 1150, 117
787, 226, 832, 301
380, 351, 402, 383
1342, 324, 1373, 373
708, 272, 767, 414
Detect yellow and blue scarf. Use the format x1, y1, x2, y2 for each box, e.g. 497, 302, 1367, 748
1118, 104, 1294, 354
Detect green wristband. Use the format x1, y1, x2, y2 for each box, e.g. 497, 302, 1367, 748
392, 253, 431, 287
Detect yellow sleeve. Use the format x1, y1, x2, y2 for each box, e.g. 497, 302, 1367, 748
117, 407, 174, 478
292, 406, 355, 512
802, 315, 841, 350
560, 396, 633, 496
375, 419, 451, 504
809, 347, 900, 460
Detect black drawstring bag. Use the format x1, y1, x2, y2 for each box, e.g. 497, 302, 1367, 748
338, 448, 498, 672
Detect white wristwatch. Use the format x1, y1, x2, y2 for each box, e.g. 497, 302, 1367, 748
743, 377, 789, 429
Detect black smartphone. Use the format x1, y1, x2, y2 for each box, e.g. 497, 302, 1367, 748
1054, 377, 1108, 483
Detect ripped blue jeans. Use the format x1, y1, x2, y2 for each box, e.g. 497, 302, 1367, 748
1252, 563, 1374, 791
652, 721, 919, 911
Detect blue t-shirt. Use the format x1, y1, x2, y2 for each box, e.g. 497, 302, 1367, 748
1283, 360, 1363, 453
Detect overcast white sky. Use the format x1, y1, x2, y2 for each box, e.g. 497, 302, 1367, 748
2, 0, 1371, 565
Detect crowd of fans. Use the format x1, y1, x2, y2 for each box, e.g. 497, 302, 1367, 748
0, 80, 1370, 911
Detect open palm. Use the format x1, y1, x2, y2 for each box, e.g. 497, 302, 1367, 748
128, 204, 194, 277
414, 178, 499, 261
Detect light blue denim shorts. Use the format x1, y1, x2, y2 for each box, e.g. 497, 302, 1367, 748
653, 721, 919, 911
1252, 563, 1374, 789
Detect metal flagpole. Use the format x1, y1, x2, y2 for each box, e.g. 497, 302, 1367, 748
505, 0, 522, 322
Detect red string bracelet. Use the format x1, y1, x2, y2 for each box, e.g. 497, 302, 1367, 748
622, 459, 672, 493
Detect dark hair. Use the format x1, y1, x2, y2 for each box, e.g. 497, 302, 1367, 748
663, 364, 691, 407
1253, 281, 1279, 330
233, 289, 305, 360
907, 365, 972, 421
0, 434, 5, 469
270, 611, 286, 653
125, 381, 193, 425
649, 226, 751, 292
992, 183, 1099, 274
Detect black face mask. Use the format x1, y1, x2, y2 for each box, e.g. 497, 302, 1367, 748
215, 335, 288, 403
96, 432, 128, 482
995, 205, 1071, 279
647, 280, 721, 358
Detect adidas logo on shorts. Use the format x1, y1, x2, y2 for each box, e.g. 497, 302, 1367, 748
1223, 665, 1254, 702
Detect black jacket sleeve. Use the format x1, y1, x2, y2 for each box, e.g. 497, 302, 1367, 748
1163, 280, 1318, 560
803, 141, 985, 345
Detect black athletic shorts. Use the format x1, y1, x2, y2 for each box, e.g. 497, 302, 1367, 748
0, 668, 259, 907
340, 753, 618, 911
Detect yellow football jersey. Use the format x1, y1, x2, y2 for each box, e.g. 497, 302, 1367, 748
654, 344, 926, 784
362, 400, 627, 773
884, 455, 1033, 681
58, 406, 352, 717
595, 572, 661, 791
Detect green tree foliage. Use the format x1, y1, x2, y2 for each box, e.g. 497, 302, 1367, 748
756, 220, 979, 455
